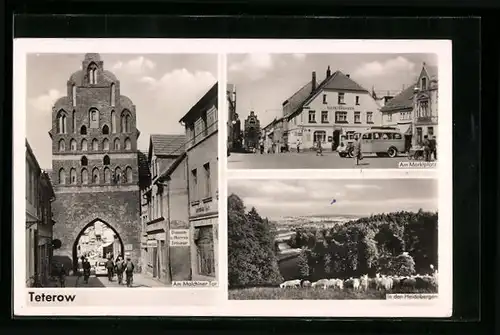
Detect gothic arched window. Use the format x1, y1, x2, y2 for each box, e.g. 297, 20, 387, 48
125, 166, 133, 183
111, 111, 117, 133
115, 167, 122, 184
88, 63, 97, 84
72, 85, 77, 107
57, 111, 67, 134
81, 156, 88, 166
102, 125, 109, 135
59, 168, 66, 185
103, 155, 110, 166
103, 138, 109, 151
81, 139, 88, 151
121, 110, 131, 133
72, 110, 76, 133
110, 83, 116, 106
80, 125, 87, 135
124, 137, 132, 150
58, 139, 65, 152
92, 167, 100, 184
104, 167, 111, 183
114, 138, 121, 150
70, 168, 77, 184
91, 139, 98, 151
89, 109, 99, 129
81, 168, 88, 184
70, 139, 77, 151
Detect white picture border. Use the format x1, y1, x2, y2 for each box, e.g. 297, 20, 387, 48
14, 39, 452, 317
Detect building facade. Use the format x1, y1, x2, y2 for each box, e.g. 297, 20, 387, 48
286, 67, 382, 151
380, 84, 416, 151
243, 111, 261, 150
412, 64, 438, 145
227, 84, 242, 152
180, 83, 218, 282
142, 134, 186, 284
26, 140, 56, 287
50, 53, 142, 271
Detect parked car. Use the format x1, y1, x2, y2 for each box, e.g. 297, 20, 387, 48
94, 260, 108, 276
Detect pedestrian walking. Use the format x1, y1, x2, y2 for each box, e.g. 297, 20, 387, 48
82, 258, 91, 284
430, 136, 437, 161
106, 257, 115, 282
353, 137, 363, 167
316, 139, 323, 156
423, 135, 431, 162
296, 139, 301, 153
115, 256, 125, 285
124, 257, 135, 287
58, 263, 66, 288
259, 137, 264, 154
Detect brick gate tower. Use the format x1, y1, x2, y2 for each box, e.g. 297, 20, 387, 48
50, 53, 141, 272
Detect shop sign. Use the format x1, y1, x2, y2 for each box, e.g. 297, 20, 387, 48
124, 244, 133, 251
327, 106, 355, 111
147, 240, 158, 247
170, 229, 190, 247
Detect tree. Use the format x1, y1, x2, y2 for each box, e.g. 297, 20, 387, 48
390, 252, 416, 276
297, 248, 310, 279
227, 194, 283, 288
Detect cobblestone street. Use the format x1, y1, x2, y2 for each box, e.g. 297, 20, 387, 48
46, 273, 166, 288
227, 151, 428, 169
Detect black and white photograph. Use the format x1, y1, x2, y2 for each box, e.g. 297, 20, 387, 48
227, 53, 439, 169
228, 179, 439, 300
23, 51, 219, 290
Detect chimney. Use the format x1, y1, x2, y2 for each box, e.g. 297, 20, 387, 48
346, 74, 350, 78
326, 65, 331, 78
311, 71, 317, 92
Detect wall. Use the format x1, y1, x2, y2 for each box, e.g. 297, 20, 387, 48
288, 89, 382, 148
51, 189, 141, 272
166, 158, 191, 281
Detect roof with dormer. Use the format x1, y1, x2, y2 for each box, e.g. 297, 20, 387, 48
380, 84, 417, 113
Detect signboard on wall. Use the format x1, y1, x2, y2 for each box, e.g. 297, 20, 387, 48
170, 229, 190, 247
146, 240, 158, 247
124, 244, 133, 251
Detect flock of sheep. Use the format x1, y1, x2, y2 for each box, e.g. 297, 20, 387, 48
279, 265, 438, 292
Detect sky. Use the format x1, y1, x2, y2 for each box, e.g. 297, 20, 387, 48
228, 53, 438, 128
26, 53, 217, 169
228, 179, 438, 219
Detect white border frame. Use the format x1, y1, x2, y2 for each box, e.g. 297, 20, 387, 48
14, 39, 452, 317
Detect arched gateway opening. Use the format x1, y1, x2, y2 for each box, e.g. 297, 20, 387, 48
72, 219, 124, 272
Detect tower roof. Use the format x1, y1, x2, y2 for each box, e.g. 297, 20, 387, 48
84, 53, 102, 62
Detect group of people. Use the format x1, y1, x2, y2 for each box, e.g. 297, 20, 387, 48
104, 256, 135, 287
422, 135, 437, 162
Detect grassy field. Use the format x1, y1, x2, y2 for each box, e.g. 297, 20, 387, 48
228, 287, 437, 300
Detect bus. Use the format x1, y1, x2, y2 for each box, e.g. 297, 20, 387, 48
338, 128, 406, 158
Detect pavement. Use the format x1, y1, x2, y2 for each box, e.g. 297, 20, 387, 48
46, 273, 166, 288
228, 150, 427, 169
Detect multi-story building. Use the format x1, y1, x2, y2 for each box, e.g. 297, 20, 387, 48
262, 117, 286, 153
243, 111, 260, 150
227, 84, 242, 152
180, 82, 218, 282
412, 63, 438, 145
380, 84, 416, 151
142, 134, 186, 284
26, 140, 56, 287
286, 67, 382, 151
138, 151, 150, 273
50, 53, 142, 271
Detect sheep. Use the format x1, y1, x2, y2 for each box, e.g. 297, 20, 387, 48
301, 280, 312, 288
360, 274, 369, 291
334, 279, 344, 290
375, 273, 384, 291
352, 278, 361, 291
279, 279, 301, 288
380, 275, 393, 290
311, 279, 330, 289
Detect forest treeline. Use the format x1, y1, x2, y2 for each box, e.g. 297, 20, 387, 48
228, 193, 438, 288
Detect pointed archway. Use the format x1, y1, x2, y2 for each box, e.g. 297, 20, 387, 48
71, 218, 125, 272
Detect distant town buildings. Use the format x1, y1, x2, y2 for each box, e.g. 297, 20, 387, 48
25, 140, 56, 287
